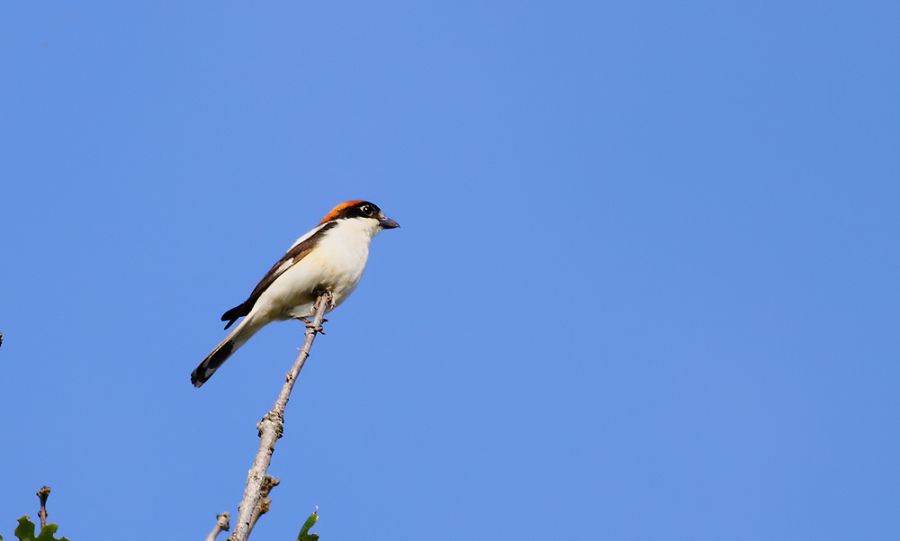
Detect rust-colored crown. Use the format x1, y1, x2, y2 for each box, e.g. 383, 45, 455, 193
319, 200, 366, 224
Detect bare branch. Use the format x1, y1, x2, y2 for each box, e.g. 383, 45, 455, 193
228, 292, 331, 541
36, 486, 51, 529
204, 512, 230, 541
247, 475, 280, 533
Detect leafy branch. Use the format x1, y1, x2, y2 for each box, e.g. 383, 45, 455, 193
2, 487, 70, 541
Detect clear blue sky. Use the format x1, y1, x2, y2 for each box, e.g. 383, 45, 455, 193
1, 1, 898, 539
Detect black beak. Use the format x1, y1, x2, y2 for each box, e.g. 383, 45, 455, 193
379, 216, 400, 229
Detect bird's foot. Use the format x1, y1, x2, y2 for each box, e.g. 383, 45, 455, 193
294, 316, 328, 334
314, 290, 336, 310
306, 319, 327, 335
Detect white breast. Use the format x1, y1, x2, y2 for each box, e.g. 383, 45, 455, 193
253, 218, 380, 320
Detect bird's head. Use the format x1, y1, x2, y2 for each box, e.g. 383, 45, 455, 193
320, 200, 400, 231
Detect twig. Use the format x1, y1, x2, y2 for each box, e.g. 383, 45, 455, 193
204, 512, 230, 541
36, 486, 51, 529
247, 475, 280, 532
228, 292, 331, 541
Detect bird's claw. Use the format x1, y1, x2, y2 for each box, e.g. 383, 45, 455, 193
294, 315, 328, 334
306, 320, 326, 335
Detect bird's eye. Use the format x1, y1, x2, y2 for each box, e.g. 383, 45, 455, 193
360, 205, 373, 216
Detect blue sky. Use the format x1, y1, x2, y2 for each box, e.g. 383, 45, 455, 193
1, 1, 899, 539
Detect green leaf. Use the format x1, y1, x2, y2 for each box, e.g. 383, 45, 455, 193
35, 525, 59, 541
297, 511, 319, 541
9, 519, 68, 541
14, 516, 36, 541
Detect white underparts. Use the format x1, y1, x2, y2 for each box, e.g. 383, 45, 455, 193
250, 217, 383, 322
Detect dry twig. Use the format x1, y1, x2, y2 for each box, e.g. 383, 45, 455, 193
204, 512, 230, 541
228, 292, 331, 541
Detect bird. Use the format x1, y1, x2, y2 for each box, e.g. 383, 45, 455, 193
191, 200, 399, 387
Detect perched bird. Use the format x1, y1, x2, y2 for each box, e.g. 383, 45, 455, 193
191, 200, 399, 387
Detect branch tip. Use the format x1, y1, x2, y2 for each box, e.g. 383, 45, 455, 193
36, 485, 51, 528
204, 511, 231, 541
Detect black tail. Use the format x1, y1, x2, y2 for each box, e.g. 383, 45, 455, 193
221, 301, 251, 329
191, 339, 235, 387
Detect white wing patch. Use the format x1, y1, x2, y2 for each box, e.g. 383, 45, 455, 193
288, 222, 329, 250
275, 258, 294, 275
